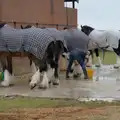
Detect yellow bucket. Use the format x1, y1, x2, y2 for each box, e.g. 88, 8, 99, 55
87, 68, 94, 79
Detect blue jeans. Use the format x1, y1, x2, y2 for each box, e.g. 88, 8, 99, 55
66, 50, 88, 78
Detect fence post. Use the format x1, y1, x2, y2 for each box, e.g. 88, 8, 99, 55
56, 24, 58, 29
36, 23, 38, 27
13, 21, 16, 28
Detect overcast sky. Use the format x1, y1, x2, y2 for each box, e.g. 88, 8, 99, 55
66, 0, 120, 30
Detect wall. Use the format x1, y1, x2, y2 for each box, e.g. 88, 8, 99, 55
1, 0, 52, 23
0, 0, 77, 28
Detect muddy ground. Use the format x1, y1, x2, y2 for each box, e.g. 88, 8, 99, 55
0, 106, 120, 120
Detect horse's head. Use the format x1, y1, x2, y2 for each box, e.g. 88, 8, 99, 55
45, 41, 67, 69
81, 25, 94, 35
21, 25, 32, 29
0, 23, 6, 29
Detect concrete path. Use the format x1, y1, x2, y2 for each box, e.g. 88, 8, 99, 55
0, 60, 120, 101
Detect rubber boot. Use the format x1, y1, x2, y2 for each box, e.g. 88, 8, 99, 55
66, 71, 70, 79
83, 69, 88, 79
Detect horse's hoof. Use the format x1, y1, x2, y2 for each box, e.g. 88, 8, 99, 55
52, 79, 59, 85
114, 66, 119, 69
49, 81, 52, 84
73, 73, 81, 78
9, 84, 14, 87
70, 69, 74, 73
53, 82, 59, 85
95, 64, 101, 67
38, 85, 47, 89
28, 79, 31, 83
30, 83, 37, 90
114, 64, 120, 69
73, 75, 79, 78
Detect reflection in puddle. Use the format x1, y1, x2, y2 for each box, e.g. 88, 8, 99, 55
78, 98, 114, 102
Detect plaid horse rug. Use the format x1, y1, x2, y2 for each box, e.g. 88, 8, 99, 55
0, 25, 67, 59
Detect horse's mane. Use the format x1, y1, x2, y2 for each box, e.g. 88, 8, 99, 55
83, 25, 94, 30
21, 25, 32, 29
0, 23, 6, 29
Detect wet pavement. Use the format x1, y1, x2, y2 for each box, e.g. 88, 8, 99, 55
0, 58, 120, 101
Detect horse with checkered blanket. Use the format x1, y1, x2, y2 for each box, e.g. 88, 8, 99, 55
0, 23, 67, 89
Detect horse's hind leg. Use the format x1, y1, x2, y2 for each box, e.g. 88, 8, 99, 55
86, 50, 93, 67
30, 68, 41, 89
0, 55, 13, 87
30, 60, 37, 73
113, 41, 120, 68
95, 48, 102, 67
52, 58, 59, 85
28, 56, 41, 89
52, 42, 63, 85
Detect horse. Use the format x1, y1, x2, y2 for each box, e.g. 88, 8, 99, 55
80, 26, 104, 67
0, 23, 67, 89
81, 25, 120, 67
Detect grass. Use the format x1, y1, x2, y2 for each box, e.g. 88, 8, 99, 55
0, 97, 120, 120
0, 97, 120, 112
92, 51, 116, 64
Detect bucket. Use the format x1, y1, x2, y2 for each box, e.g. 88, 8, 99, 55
87, 68, 94, 79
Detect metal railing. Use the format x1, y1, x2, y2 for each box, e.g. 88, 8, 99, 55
0, 21, 77, 29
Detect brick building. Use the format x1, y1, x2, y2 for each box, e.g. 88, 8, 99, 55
0, 0, 78, 29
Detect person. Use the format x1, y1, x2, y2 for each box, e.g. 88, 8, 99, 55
66, 49, 89, 79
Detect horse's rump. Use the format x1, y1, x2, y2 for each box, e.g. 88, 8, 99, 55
0, 25, 24, 52
0, 25, 62, 59
89, 30, 120, 48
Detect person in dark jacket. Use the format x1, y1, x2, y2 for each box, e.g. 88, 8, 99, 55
66, 49, 89, 79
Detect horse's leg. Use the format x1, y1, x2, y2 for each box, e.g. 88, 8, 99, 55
6, 55, 14, 85
113, 40, 120, 68
0, 55, 12, 87
113, 51, 120, 68
52, 55, 60, 85
30, 60, 37, 73
38, 61, 50, 89
52, 41, 65, 85
116, 55, 120, 66
113, 46, 120, 68
29, 68, 41, 89
28, 55, 37, 74
28, 57, 41, 89
86, 50, 93, 67
29, 55, 49, 89
39, 71, 49, 89
95, 48, 102, 66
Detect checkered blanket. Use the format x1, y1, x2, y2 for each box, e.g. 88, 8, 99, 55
61, 29, 90, 52
0, 25, 67, 59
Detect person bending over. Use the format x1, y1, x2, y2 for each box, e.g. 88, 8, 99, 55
66, 49, 89, 79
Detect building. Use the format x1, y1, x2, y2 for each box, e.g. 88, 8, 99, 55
0, 0, 78, 29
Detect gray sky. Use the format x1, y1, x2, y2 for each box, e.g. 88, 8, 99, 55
66, 0, 120, 30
